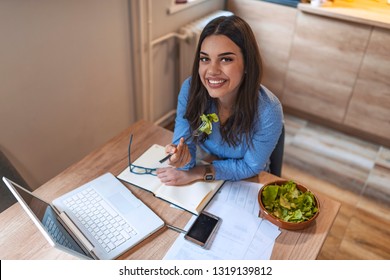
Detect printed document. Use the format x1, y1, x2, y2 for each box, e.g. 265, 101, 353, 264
163, 181, 281, 260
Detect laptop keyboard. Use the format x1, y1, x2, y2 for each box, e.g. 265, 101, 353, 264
63, 187, 138, 253
44, 215, 76, 250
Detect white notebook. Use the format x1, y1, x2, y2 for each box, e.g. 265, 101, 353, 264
117, 144, 225, 215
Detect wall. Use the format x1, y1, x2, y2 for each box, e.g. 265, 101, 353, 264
0, 0, 136, 188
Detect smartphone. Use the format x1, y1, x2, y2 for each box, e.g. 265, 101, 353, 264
184, 211, 221, 248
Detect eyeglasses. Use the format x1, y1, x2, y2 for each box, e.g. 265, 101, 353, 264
128, 134, 157, 176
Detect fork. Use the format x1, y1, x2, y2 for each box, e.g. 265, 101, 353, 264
158, 121, 207, 164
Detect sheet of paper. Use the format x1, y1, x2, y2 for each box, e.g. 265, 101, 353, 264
210, 180, 262, 216
163, 181, 280, 260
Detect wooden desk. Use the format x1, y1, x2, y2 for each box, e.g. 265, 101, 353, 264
0, 120, 340, 260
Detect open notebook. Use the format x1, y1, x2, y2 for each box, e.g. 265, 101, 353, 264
2, 173, 164, 260
117, 144, 225, 215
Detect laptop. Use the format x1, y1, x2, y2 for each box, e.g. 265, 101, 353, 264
2, 172, 165, 260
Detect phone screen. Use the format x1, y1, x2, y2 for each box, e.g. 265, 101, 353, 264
184, 211, 220, 247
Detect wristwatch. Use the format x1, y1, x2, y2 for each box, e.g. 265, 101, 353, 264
203, 165, 214, 182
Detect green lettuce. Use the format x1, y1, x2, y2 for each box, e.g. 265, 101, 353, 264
261, 180, 318, 223
199, 113, 219, 135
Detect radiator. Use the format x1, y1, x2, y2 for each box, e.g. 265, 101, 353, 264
178, 10, 233, 83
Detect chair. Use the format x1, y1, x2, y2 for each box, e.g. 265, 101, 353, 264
0, 149, 31, 213
269, 125, 285, 177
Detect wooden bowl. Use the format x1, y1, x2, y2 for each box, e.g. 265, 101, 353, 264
258, 180, 320, 230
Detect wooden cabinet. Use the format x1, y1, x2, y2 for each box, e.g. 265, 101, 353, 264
344, 27, 390, 140
228, 0, 390, 147
282, 12, 371, 123
228, 0, 390, 145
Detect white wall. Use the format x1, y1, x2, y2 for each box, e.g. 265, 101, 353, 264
0, 0, 135, 188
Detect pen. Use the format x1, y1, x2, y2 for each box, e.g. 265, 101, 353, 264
158, 134, 193, 164
159, 123, 206, 164
159, 153, 173, 164
167, 224, 187, 234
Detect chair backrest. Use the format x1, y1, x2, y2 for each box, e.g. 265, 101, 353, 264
0, 149, 31, 213
269, 125, 285, 177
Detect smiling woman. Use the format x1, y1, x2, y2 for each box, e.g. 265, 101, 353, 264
198, 34, 245, 122
156, 15, 284, 187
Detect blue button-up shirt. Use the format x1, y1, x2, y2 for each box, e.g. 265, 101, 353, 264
172, 77, 284, 181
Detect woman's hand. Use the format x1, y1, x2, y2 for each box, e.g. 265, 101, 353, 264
165, 137, 191, 168
157, 167, 196, 186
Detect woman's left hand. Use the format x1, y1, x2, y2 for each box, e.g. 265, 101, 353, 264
157, 167, 197, 186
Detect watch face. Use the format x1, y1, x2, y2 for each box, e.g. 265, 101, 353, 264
205, 174, 214, 181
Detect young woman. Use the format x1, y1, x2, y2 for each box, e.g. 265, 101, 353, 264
156, 15, 284, 186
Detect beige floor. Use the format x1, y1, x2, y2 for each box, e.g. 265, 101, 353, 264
282, 114, 390, 260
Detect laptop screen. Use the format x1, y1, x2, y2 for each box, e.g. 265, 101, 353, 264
4, 178, 92, 259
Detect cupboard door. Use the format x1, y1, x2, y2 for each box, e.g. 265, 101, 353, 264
344, 27, 390, 141
282, 12, 370, 123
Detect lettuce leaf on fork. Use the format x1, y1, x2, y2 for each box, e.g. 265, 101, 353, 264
199, 113, 219, 135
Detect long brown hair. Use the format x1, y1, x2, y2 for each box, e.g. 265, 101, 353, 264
184, 15, 263, 146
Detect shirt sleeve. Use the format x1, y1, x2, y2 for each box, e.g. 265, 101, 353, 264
171, 78, 197, 170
